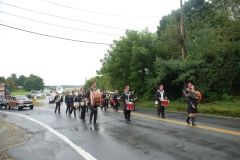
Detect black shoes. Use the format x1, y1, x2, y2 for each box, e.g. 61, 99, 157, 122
128, 119, 131, 121
161, 116, 166, 118
157, 114, 160, 117
94, 123, 98, 126
186, 120, 190, 125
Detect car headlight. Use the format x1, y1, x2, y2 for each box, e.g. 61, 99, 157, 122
19, 101, 24, 104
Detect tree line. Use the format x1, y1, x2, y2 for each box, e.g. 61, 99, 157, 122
0, 73, 44, 91
86, 0, 240, 102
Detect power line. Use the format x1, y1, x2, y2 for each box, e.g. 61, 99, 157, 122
0, 2, 126, 30
0, 20, 50, 32
0, 11, 121, 36
39, 0, 161, 18
0, 23, 113, 45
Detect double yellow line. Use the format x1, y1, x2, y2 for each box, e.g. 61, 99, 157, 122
110, 109, 240, 136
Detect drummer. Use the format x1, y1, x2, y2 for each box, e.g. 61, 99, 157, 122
122, 85, 132, 121
155, 84, 167, 118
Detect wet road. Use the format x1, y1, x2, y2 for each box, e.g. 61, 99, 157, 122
0, 98, 240, 160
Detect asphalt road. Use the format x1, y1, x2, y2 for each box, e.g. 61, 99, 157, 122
0, 98, 240, 160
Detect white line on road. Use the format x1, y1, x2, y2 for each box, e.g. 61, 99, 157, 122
0, 111, 97, 160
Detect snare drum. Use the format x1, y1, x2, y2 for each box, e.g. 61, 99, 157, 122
126, 102, 134, 110
161, 100, 169, 106
74, 102, 80, 108
80, 102, 85, 107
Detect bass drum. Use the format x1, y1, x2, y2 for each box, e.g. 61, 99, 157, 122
90, 91, 102, 106
195, 91, 202, 103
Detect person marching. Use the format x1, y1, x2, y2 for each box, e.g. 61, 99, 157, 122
54, 91, 63, 114
65, 91, 71, 114
155, 84, 167, 118
101, 89, 107, 110
86, 82, 99, 126
186, 85, 199, 126
113, 90, 120, 111
70, 90, 77, 117
122, 85, 132, 121
184, 82, 192, 97
131, 90, 136, 111
79, 88, 87, 121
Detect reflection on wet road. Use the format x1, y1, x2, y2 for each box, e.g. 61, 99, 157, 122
0, 98, 240, 160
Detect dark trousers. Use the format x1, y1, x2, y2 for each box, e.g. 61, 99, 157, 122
81, 106, 86, 120
55, 103, 61, 113
70, 103, 76, 116
157, 104, 165, 116
90, 106, 97, 124
101, 101, 107, 110
113, 100, 119, 111
66, 103, 70, 114
125, 110, 131, 120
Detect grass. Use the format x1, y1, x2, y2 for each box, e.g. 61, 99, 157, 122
33, 101, 42, 107
137, 100, 240, 118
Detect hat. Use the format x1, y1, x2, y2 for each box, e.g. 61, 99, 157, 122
91, 82, 96, 85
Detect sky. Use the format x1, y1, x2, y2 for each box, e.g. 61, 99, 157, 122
0, 0, 181, 85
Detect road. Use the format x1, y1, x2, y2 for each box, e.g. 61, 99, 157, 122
0, 98, 240, 160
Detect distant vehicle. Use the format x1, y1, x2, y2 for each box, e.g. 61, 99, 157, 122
0, 97, 7, 109
7, 95, 34, 110
48, 95, 56, 104
36, 93, 42, 98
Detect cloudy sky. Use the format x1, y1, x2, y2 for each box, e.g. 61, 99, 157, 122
0, 0, 181, 85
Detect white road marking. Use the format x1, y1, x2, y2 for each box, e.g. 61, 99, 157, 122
0, 111, 97, 160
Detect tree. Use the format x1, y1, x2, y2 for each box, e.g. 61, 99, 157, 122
5, 77, 17, 90
0, 76, 6, 83
10, 73, 18, 86
18, 75, 26, 86
23, 74, 44, 91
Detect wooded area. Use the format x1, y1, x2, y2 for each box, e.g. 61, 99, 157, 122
84, 0, 240, 102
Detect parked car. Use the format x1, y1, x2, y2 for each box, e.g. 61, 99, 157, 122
48, 95, 55, 104
7, 95, 34, 110
0, 97, 7, 109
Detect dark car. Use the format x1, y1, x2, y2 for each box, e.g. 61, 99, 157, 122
7, 95, 34, 110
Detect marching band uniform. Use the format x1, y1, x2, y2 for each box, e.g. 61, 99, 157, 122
79, 88, 86, 121
86, 82, 98, 126
186, 85, 198, 126
54, 92, 63, 114
65, 91, 71, 114
70, 91, 77, 117
155, 85, 167, 118
113, 90, 120, 111
101, 90, 107, 110
122, 85, 132, 121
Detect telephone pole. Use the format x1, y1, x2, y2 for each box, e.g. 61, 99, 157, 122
180, 0, 186, 60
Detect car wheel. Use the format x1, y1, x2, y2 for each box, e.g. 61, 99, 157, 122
16, 104, 20, 110
30, 106, 33, 110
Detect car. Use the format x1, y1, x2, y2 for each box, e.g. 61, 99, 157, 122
48, 95, 55, 104
7, 95, 34, 110
0, 97, 7, 109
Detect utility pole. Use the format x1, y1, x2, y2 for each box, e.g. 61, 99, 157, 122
180, 0, 186, 60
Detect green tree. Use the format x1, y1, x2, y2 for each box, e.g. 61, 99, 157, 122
18, 75, 26, 86
23, 74, 44, 91
0, 76, 6, 83
5, 77, 17, 90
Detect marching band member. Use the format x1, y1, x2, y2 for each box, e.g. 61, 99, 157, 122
79, 88, 87, 121
54, 91, 63, 114
65, 91, 71, 114
186, 85, 198, 126
70, 90, 77, 117
184, 82, 192, 97
122, 85, 132, 121
101, 89, 107, 110
86, 82, 99, 126
155, 84, 167, 118
113, 90, 120, 111
131, 90, 136, 111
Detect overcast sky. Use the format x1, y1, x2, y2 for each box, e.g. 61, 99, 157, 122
0, 0, 181, 85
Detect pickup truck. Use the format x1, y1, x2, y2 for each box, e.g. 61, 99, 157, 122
7, 95, 34, 110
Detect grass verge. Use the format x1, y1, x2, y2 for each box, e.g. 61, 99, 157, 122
136, 100, 240, 118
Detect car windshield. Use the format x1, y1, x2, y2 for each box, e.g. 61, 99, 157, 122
16, 96, 28, 100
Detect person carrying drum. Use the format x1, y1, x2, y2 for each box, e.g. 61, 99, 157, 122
155, 84, 167, 118
86, 82, 99, 126
79, 88, 87, 121
70, 90, 77, 117
122, 85, 132, 121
